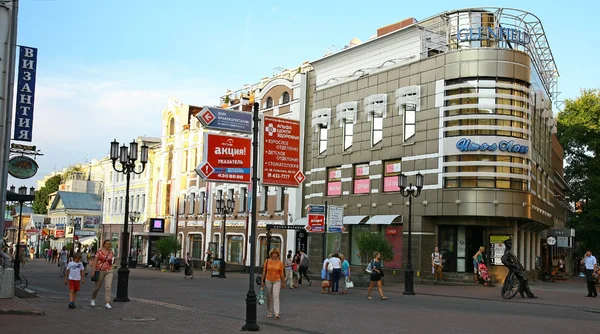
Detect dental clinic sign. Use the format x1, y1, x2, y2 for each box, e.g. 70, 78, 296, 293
13, 46, 38, 142
457, 27, 531, 47
456, 138, 529, 154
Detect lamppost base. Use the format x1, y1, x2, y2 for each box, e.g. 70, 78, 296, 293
218, 259, 227, 278
113, 265, 131, 302
403, 267, 415, 295
241, 289, 260, 331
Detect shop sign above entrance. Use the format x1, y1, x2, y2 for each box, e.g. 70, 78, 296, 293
456, 138, 529, 154
457, 26, 531, 47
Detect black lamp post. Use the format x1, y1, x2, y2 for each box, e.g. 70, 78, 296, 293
216, 196, 234, 279
109, 139, 149, 302
10, 185, 35, 281
128, 211, 140, 268
398, 172, 424, 296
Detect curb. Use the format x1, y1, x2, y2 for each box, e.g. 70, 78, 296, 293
0, 308, 45, 316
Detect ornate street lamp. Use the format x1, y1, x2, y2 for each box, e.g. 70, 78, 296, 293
398, 172, 424, 295
216, 196, 235, 279
9, 185, 35, 281
109, 139, 149, 302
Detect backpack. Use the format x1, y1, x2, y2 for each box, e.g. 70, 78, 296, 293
300, 255, 309, 268
327, 261, 333, 273
365, 260, 374, 273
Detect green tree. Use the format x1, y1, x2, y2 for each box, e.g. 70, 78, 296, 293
557, 89, 600, 254
155, 236, 182, 260
32, 174, 62, 214
354, 231, 394, 264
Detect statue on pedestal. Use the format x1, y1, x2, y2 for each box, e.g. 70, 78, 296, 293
501, 238, 537, 298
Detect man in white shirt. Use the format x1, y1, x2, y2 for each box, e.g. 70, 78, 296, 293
431, 247, 443, 282
581, 250, 598, 297
59, 246, 69, 277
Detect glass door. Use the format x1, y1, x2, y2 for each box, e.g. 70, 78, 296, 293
438, 226, 457, 272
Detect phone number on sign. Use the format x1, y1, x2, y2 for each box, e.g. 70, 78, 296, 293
267, 173, 291, 180
216, 173, 248, 180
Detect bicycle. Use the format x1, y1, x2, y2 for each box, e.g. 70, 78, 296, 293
501, 271, 520, 299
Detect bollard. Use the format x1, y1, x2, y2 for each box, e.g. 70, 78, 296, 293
0, 267, 15, 298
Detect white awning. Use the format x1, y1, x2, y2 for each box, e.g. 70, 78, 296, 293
291, 217, 307, 226
343, 215, 369, 225
364, 215, 402, 225
78, 236, 97, 246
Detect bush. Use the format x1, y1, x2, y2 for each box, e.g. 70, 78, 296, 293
354, 231, 394, 264
155, 237, 181, 260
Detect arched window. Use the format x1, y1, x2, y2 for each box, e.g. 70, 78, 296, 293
266, 97, 273, 109
282, 91, 290, 104
168, 118, 175, 136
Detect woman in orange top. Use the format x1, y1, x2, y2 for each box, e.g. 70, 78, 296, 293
261, 248, 285, 319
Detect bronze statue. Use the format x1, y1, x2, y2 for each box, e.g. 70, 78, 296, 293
501, 239, 537, 298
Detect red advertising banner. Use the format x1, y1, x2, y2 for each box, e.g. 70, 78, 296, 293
306, 213, 325, 233
354, 179, 370, 194
196, 133, 251, 184
383, 176, 400, 192
54, 230, 65, 238
261, 116, 305, 187
327, 181, 342, 196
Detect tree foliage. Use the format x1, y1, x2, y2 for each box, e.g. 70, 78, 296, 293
32, 174, 62, 214
354, 231, 394, 264
557, 89, 600, 254
155, 236, 182, 260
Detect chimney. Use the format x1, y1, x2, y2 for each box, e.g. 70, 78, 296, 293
377, 17, 417, 37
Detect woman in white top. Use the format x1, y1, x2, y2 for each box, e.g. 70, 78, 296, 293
329, 253, 342, 295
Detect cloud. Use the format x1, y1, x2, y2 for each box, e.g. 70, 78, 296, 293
21, 60, 225, 182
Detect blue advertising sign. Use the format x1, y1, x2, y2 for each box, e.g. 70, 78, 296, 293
457, 27, 531, 47
197, 107, 252, 133
13, 46, 38, 142
305, 204, 325, 214
456, 138, 529, 154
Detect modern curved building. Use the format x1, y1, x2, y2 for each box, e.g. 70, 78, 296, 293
301, 8, 569, 279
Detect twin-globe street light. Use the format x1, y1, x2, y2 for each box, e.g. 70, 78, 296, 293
109, 139, 148, 302
215, 197, 235, 279
398, 171, 424, 296
9, 185, 35, 281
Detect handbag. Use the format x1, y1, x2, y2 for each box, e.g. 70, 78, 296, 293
327, 261, 333, 273
256, 260, 269, 285
257, 287, 265, 305
91, 251, 111, 282
346, 279, 354, 289
365, 260, 373, 274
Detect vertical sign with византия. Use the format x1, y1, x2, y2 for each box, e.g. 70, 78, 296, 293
13, 46, 38, 142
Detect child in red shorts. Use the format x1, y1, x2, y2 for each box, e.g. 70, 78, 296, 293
64, 252, 85, 309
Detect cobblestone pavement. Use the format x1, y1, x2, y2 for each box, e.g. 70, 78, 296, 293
1, 259, 599, 334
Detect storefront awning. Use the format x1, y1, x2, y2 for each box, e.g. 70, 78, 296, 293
132, 232, 176, 237
343, 215, 369, 225
291, 217, 307, 226
364, 215, 402, 225
79, 236, 98, 246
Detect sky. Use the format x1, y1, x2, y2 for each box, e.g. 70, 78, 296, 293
7, 0, 600, 188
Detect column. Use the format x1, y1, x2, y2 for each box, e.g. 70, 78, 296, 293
524, 230, 530, 270
513, 222, 519, 258
519, 228, 525, 266
530, 232, 535, 270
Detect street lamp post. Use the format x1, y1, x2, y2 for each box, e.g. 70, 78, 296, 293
398, 172, 424, 296
128, 211, 140, 268
109, 139, 149, 302
216, 196, 234, 279
10, 185, 35, 281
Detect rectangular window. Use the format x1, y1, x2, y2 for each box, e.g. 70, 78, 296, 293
189, 193, 195, 214
226, 235, 244, 264
372, 114, 383, 146
107, 198, 111, 214
327, 167, 342, 196
404, 104, 416, 141
199, 191, 206, 214
276, 187, 284, 212
179, 195, 186, 214
227, 188, 234, 201
260, 186, 268, 212
344, 120, 353, 151
141, 194, 145, 212
239, 187, 247, 213
383, 160, 402, 192
191, 235, 203, 260
354, 163, 370, 194
318, 125, 328, 155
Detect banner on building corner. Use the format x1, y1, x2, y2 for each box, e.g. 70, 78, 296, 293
13, 46, 38, 142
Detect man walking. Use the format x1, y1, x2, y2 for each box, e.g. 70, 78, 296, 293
581, 250, 597, 298
298, 250, 312, 286
59, 246, 69, 277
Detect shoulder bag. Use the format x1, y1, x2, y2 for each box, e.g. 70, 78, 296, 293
256, 260, 269, 285
91, 251, 111, 282
365, 259, 374, 273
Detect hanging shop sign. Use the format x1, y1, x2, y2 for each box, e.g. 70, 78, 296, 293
196, 107, 252, 133
150, 218, 165, 233
306, 213, 325, 233
196, 133, 251, 184
457, 27, 531, 46
260, 116, 305, 187
13, 46, 38, 142
7, 155, 39, 179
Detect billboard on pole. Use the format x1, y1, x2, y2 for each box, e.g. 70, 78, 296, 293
260, 116, 305, 187
195, 133, 251, 184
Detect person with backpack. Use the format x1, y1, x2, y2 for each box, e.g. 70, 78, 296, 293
366, 251, 388, 300
298, 250, 311, 286
432, 246, 443, 283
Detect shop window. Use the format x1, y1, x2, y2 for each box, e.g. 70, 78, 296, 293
239, 187, 247, 213
350, 225, 371, 265
354, 163, 370, 194
190, 234, 203, 259
383, 225, 403, 269
327, 167, 342, 196
227, 235, 244, 264
318, 125, 328, 155
259, 236, 281, 265
383, 160, 402, 192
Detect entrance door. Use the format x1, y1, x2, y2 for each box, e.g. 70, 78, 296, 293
438, 226, 457, 272
148, 236, 159, 263
466, 227, 485, 273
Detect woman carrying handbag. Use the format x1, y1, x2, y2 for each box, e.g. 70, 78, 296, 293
261, 249, 285, 319
90, 240, 114, 309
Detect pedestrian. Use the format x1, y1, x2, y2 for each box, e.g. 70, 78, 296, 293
59, 246, 68, 277
284, 253, 293, 288
329, 253, 342, 295
321, 254, 332, 294
581, 250, 598, 298
367, 251, 388, 300
292, 253, 300, 288
432, 246, 443, 283
90, 240, 114, 309
64, 252, 85, 309
261, 248, 285, 319
340, 253, 351, 294
204, 249, 212, 271
472, 246, 484, 284
297, 250, 311, 286
184, 252, 193, 279
52, 247, 58, 264
29, 247, 35, 260
81, 247, 88, 276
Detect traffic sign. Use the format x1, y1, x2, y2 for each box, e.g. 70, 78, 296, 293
306, 213, 325, 233
196, 107, 253, 133
327, 205, 344, 233
547, 236, 556, 246
305, 204, 325, 214
195, 133, 251, 183
260, 116, 303, 187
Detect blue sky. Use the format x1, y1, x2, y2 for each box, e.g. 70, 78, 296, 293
9, 0, 600, 187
